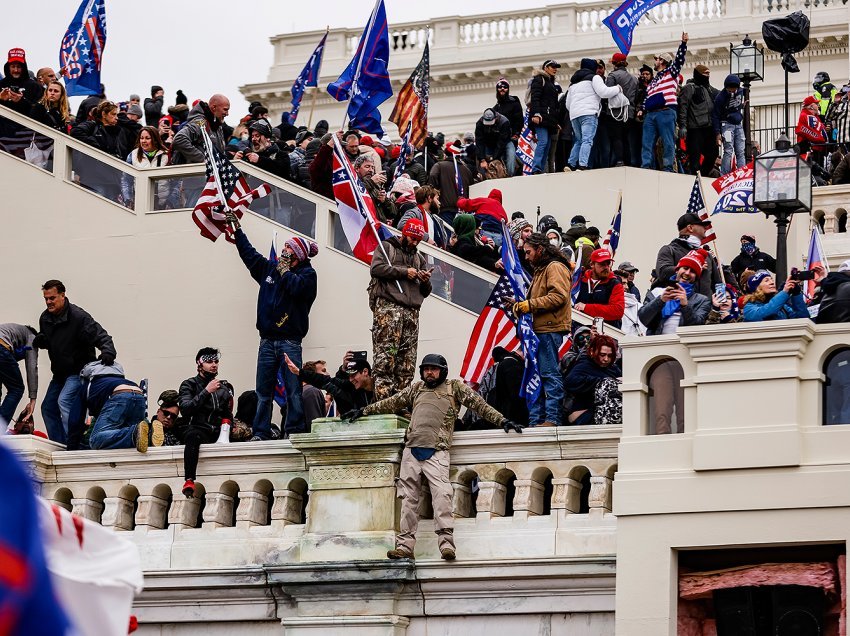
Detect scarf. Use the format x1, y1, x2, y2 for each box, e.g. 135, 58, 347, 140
742, 242, 757, 256
661, 281, 693, 319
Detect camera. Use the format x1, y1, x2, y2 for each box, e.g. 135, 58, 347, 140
790, 267, 815, 281
352, 351, 368, 361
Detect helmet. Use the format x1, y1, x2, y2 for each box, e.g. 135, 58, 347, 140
419, 353, 449, 387
813, 71, 830, 90
537, 214, 559, 234
248, 119, 273, 138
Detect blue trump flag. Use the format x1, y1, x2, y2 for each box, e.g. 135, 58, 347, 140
327, 0, 392, 136
602, 0, 669, 55
500, 223, 541, 405
268, 235, 288, 409
59, 0, 107, 97
290, 31, 328, 123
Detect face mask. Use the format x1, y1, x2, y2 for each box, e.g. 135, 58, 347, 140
549, 239, 560, 247
686, 235, 702, 248
742, 242, 757, 255
240, 133, 249, 141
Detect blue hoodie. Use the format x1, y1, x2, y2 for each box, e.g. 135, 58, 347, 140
712, 78, 745, 133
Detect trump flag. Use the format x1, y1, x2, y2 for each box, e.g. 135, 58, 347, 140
59, 0, 107, 97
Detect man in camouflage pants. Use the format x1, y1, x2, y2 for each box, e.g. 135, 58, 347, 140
368, 218, 432, 400
345, 354, 523, 560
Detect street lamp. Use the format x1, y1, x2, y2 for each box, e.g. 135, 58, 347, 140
753, 134, 812, 282
730, 36, 765, 161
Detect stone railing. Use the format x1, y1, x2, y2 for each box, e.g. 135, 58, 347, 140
6, 416, 620, 567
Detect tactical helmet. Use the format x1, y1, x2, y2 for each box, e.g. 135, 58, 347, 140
813, 71, 831, 91
419, 353, 449, 387
537, 214, 559, 234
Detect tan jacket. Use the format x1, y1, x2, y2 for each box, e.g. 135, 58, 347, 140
528, 259, 572, 333
369, 237, 432, 310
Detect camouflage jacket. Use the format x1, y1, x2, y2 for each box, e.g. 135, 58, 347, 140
362, 379, 506, 450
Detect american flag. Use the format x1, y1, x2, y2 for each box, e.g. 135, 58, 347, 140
601, 198, 622, 256
460, 275, 521, 386
515, 111, 536, 175
192, 128, 271, 243
389, 42, 429, 149
445, 144, 465, 197
392, 121, 413, 183
687, 177, 716, 246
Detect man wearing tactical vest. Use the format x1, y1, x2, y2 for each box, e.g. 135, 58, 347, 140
344, 354, 524, 561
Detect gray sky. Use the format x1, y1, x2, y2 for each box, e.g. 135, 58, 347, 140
1, 0, 547, 121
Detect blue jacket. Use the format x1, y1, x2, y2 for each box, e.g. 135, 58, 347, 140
235, 229, 318, 341
563, 353, 621, 413
742, 290, 809, 322
712, 88, 745, 133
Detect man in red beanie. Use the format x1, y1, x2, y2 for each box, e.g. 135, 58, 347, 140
574, 248, 625, 329
368, 218, 433, 399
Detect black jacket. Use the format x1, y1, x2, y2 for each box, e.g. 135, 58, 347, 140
250, 141, 292, 181
493, 93, 524, 136
235, 229, 318, 341
528, 70, 562, 130
30, 103, 67, 132
816, 273, 850, 324
71, 118, 137, 160
143, 95, 163, 127
75, 92, 105, 124
491, 353, 528, 425
563, 353, 621, 414
730, 248, 777, 279
448, 237, 501, 272
655, 237, 722, 298
179, 373, 234, 432
300, 367, 373, 414
0, 60, 43, 115
39, 301, 116, 379
475, 112, 512, 159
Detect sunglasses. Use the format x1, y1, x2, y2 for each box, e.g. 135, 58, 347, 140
159, 409, 178, 419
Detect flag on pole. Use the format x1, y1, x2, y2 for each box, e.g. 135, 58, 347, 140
601, 198, 623, 256
516, 111, 537, 175
192, 128, 271, 243
710, 163, 755, 215
445, 144, 465, 197
571, 245, 585, 303
686, 177, 716, 245
389, 42, 430, 149
331, 134, 391, 263
265, 233, 288, 408
602, 0, 671, 55
392, 121, 413, 183
290, 31, 328, 123
327, 0, 392, 136
59, 0, 107, 97
806, 226, 829, 298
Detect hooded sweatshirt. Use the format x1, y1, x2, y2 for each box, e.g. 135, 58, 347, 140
0, 58, 43, 114
171, 101, 227, 164
457, 189, 508, 234
564, 58, 621, 120
493, 87, 524, 136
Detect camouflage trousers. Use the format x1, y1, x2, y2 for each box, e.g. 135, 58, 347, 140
372, 297, 420, 401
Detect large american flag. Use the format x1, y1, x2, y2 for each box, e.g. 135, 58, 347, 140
389, 42, 429, 149
460, 275, 521, 386
192, 129, 270, 242
687, 177, 716, 245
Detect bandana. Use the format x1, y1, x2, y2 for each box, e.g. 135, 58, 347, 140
742, 242, 757, 256
198, 353, 220, 364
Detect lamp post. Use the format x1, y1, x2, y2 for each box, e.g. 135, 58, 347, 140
753, 134, 812, 282
730, 36, 765, 161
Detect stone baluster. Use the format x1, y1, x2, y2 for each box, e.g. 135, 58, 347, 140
451, 480, 475, 518
552, 477, 584, 514
512, 479, 544, 520
588, 476, 612, 515
474, 480, 508, 518
168, 497, 201, 530
270, 489, 304, 528
71, 497, 104, 523
135, 495, 170, 530
102, 495, 136, 531
823, 210, 838, 234
202, 492, 235, 529
235, 491, 270, 529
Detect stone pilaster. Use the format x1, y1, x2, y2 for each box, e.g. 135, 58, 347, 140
167, 497, 201, 530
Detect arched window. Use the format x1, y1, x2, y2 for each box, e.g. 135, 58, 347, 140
647, 358, 685, 434
823, 348, 850, 425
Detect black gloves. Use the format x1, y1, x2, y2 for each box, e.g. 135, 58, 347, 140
225, 210, 241, 230
99, 352, 115, 367
342, 408, 364, 422
502, 419, 524, 434
32, 333, 48, 349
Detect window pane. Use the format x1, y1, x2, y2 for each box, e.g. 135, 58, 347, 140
70, 149, 133, 209
824, 350, 850, 425
0, 114, 54, 171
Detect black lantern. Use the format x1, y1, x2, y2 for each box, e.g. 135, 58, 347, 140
753, 134, 812, 281
730, 36, 765, 160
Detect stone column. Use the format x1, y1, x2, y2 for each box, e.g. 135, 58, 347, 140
552, 477, 583, 514
475, 481, 507, 518
289, 415, 406, 562
135, 495, 169, 530
168, 497, 201, 530
235, 491, 269, 528
512, 479, 544, 520
202, 492, 235, 529
451, 479, 475, 518
588, 476, 612, 515
102, 495, 136, 531
71, 497, 103, 523
271, 489, 304, 529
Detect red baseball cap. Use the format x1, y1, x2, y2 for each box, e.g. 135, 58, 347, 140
803, 95, 819, 107
590, 248, 613, 263
7, 48, 25, 64
402, 218, 426, 240
360, 135, 374, 146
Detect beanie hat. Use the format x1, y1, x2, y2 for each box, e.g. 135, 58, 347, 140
694, 64, 710, 76
747, 271, 772, 292
724, 74, 741, 87
175, 89, 187, 105
390, 176, 417, 197
129, 94, 141, 103
127, 104, 144, 118
676, 249, 708, 275
611, 53, 628, 65
402, 218, 427, 241
509, 218, 532, 240
286, 236, 319, 261
496, 78, 510, 89
374, 146, 386, 159
320, 132, 334, 144
360, 135, 374, 146
452, 214, 477, 240
740, 233, 756, 243
639, 64, 653, 75
151, 85, 163, 96
7, 48, 25, 64
159, 115, 174, 127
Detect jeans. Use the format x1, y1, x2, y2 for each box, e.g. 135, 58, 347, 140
721, 122, 746, 175
531, 126, 552, 174
641, 108, 677, 172
89, 393, 146, 450
568, 115, 600, 169
41, 375, 85, 447
481, 230, 502, 249
528, 332, 567, 425
0, 347, 24, 426
504, 140, 517, 175
253, 338, 303, 438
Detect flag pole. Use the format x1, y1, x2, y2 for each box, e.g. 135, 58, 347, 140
344, 0, 382, 133
307, 27, 329, 130
695, 177, 724, 280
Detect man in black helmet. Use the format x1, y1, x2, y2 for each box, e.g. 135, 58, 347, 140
344, 354, 523, 561
235, 119, 292, 181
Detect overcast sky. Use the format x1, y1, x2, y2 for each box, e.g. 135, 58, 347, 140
0, 0, 547, 119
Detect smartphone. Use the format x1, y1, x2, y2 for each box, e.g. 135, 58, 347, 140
352, 351, 368, 361
593, 317, 604, 333
714, 283, 726, 301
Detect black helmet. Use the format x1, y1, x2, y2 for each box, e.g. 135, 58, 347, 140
248, 119, 273, 138
419, 353, 449, 387
813, 71, 830, 91
537, 214, 559, 233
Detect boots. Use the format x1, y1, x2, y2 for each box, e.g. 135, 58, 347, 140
135, 421, 149, 453
215, 419, 231, 444
387, 547, 414, 560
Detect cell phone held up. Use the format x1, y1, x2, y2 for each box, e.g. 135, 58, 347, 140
352, 351, 368, 361
790, 267, 815, 282
593, 317, 604, 333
